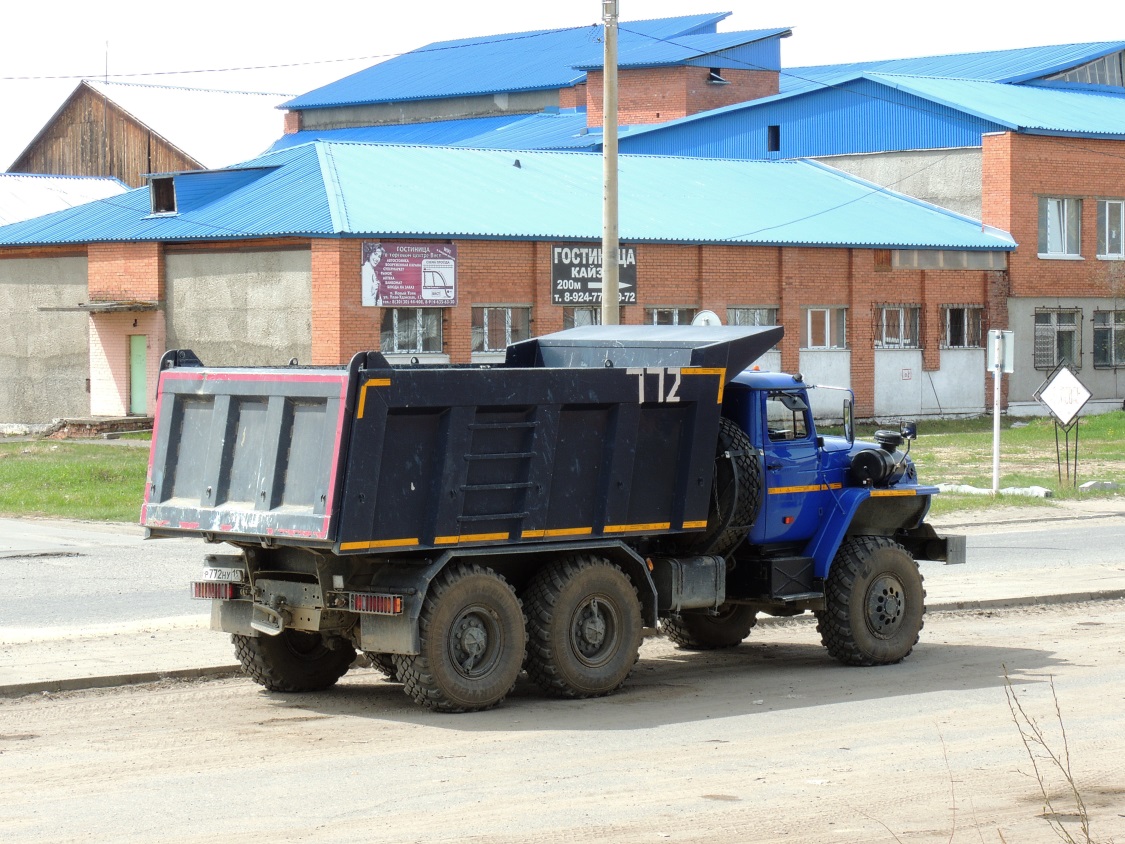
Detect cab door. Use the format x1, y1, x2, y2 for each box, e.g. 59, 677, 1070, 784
751, 390, 826, 545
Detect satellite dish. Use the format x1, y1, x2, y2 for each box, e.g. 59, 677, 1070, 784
692, 310, 723, 326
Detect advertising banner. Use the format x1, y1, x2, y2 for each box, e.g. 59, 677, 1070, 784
551, 244, 638, 305
362, 242, 457, 307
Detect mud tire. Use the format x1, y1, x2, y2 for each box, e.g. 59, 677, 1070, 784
662, 603, 758, 650
524, 556, 643, 698
232, 630, 355, 692
394, 563, 526, 713
816, 536, 926, 666
681, 417, 762, 556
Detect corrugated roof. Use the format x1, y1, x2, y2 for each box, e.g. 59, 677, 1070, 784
268, 110, 599, 153
781, 42, 1125, 94
283, 14, 732, 110
0, 173, 127, 226
574, 28, 790, 69
865, 74, 1125, 137
82, 80, 290, 168
0, 143, 1013, 253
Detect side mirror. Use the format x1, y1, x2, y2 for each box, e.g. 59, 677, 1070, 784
901, 420, 917, 440
843, 398, 854, 445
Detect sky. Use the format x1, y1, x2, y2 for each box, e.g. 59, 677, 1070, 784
2, 0, 1122, 169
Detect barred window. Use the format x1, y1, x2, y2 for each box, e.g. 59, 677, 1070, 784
472, 306, 530, 352
728, 307, 778, 326
1034, 309, 1081, 370
1093, 311, 1125, 367
380, 308, 442, 354
644, 307, 696, 326
563, 306, 623, 328
944, 306, 984, 348
875, 305, 921, 349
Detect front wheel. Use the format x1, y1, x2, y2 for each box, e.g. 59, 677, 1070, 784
395, 563, 526, 713
816, 536, 925, 666
232, 630, 355, 692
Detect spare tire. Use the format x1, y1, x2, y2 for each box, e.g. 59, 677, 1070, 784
680, 416, 763, 556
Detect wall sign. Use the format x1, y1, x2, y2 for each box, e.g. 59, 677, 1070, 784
361, 242, 457, 307
551, 244, 638, 305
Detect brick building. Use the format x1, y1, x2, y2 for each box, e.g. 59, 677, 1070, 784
0, 144, 1011, 425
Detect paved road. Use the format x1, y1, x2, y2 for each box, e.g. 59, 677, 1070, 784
2, 599, 1123, 844
0, 517, 214, 627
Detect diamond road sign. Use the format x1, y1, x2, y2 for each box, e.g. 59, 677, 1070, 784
1034, 366, 1091, 427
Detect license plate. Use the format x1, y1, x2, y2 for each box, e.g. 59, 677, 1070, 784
200, 567, 245, 583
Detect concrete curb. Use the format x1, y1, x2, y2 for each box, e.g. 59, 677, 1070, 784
4, 590, 1123, 699
0, 665, 243, 699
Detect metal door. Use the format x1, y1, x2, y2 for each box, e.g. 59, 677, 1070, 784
129, 335, 147, 415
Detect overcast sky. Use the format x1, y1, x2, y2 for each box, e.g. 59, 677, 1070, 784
2, 0, 1121, 169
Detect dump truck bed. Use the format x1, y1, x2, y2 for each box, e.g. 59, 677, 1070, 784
142, 326, 782, 552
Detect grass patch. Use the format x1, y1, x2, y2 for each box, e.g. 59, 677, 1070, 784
0, 441, 149, 522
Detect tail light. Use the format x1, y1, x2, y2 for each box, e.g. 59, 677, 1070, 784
350, 593, 404, 615
192, 581, 239, 600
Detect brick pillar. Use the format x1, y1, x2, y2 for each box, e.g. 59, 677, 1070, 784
283, 111, 302, 134
311, 238, 368, 365
85, 242, 166, 417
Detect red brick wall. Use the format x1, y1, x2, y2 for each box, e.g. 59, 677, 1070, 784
310, 238, 371, 364
586, 67, 779, 126
283, 111, 301, 134
88, 242, 164, 301
558, 84, 587, 111
983, 132, 1125, 301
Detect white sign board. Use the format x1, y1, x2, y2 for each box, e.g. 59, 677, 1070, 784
1035, 366, 1091, 427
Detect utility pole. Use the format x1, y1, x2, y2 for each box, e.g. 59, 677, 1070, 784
600, 0, 620, 325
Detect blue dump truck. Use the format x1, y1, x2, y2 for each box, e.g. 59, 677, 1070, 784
142, 325, 964, 712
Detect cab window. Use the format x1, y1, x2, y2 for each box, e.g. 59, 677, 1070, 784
766, 392, 810, 442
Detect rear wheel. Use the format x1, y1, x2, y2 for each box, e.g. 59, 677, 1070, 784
232, 630, 355, 692
662, 603, 757, 650
816, 536, 925, 666
524, 556, 643, 698
395, 563, 526, 713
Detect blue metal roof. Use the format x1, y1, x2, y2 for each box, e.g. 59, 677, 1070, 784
283, 14, 731, 110
268, 110, 599, 154
867, 74, 1125, 138
617, 69, 1125, 159
0, 142, 1014, 253
780, 42, 1125, 94
574, 28, 789, 70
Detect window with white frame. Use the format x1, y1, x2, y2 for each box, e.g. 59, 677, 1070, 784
1093, 310, 1125, 367
472, 306, 530, 353
875, 305, 921, 349
1038, 197, 1082, 257
1033, 309, 1081, 369
644, 307, 696, 325
728, 307, 778, 326
562, 306, 623, 328
1098, 199, 1125, 259
802, 306, 847, 349
943, 306, 984, 348
380, 308, 442, 355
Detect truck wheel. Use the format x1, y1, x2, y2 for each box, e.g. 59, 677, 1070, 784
681, 417, 762, 556
524, 555, 643, 698
662, 603, 757, 650
816, 536, 926, 666
364, 652, 400, 681
395, 563, 526, 713
232, 630, 355, 692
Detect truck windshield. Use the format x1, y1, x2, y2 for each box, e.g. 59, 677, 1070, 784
766, 391, 810, 442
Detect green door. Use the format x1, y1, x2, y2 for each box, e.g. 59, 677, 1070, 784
129, 335, 147, 416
